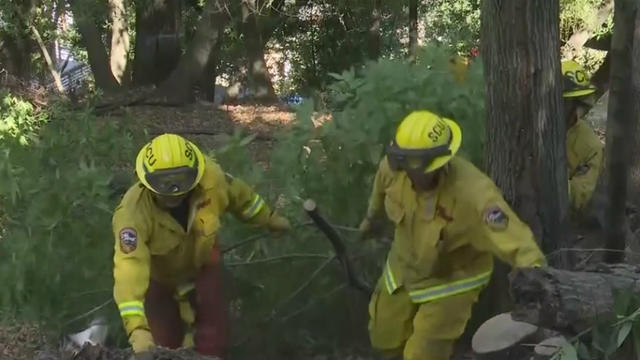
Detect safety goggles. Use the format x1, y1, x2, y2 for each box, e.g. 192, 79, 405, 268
145, 166, 198, 195
386, 141, 452, 173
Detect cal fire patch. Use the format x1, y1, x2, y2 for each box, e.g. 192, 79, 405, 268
483, 206, 509, 231
119, 228, 138, 254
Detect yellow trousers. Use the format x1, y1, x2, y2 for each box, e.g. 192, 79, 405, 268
368, 278, 481, 360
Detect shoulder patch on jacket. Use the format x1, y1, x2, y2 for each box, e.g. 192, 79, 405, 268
483, 206, 509, 231
119, 227, 138, 254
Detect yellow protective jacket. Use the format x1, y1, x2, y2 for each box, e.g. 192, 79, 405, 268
567, 119, 604, 214
365, 156, 545, 303
112, 156, 272, 336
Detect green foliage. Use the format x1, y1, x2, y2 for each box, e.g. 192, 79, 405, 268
549, 290, 640, 360
271, 45, 485, 226
0, 92, 47, 144
423, 0, 480, 54
0, 99, 138, 332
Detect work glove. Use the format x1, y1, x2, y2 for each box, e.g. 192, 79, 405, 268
359, 216, 384, 240
266, 212, 292, 235
130, 329, 154, 354
358, 217, 373, 237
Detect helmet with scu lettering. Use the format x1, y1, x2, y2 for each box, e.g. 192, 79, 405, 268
386, 110, 462, 173
135, 134, 205, 195
561, 60, 596, 98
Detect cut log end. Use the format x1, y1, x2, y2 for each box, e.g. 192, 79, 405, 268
472, 313, 539, 359
303, 199, 317, 212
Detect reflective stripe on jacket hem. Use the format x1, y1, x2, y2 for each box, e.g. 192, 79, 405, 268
118, 300, 145, 317
408, 270, 492, 303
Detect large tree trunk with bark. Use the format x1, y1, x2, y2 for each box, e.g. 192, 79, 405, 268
1, 0, 36, 80
109, 0, 130, 84
201, 23, 223, 102
133, 0, 181, 86
510, 264, 640, 332
481, 0, 569, 261
627, 7, 640, 214
408, 0, 418, 62
367, 0, 382, 60
71, 2, 120, 92
240, 0, 277, 103
479, 0, 570, 335
155, 0, 228, 104
603, 0, 639, 263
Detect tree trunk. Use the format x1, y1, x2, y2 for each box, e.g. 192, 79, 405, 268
603, 0, 639, 263
133, 0, 181, 86
202, 23, 223, 102
155, 0, 228, 104
71, 2, 120, 92
509, 264, 640, 332
408, 0, 418, 62
627, 7, 640, 212
30, 25, 63, 93
481, 0, 569, 261
109, 0, 130, 84
0, 34, 32, 79
240, 0, 277, 103
368, 0, 382, 60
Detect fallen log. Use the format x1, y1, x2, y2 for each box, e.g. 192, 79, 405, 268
509, 264, 640, 332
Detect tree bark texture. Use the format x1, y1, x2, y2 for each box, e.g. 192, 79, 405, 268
0, 0, 36, 79
367, 0, 382, 60
627, 7, 640, 210
155, 0, 228, 103
603, 0, 639, 263
109, 0, 130, 84
408, 0, 418, 62
481, 0, 569, 261
240, 0, 277, 103
71, 2, 120, 92
133, 0, 181, 86
509, 264, 640, 333
201, 23, 223, 102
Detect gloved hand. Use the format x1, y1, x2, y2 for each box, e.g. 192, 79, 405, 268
267, 212, 292, 234
358, 215, 382, 240
130, 329, 154, 354
358, 217, 373, 237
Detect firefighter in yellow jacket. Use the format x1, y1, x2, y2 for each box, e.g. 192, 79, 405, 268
112, 134, 291, 359
359, 111, 546, 360
561, 60, 604, 215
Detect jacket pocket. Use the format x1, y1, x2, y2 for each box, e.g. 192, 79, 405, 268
149, 223, 181, 255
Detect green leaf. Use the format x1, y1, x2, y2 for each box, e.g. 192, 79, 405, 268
551, 343, 578, 360
618, 322, 633, 347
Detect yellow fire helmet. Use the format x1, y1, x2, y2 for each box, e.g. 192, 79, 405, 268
135, 133, 205, 196
561, 60, 596, 98
387, 110, 462, 173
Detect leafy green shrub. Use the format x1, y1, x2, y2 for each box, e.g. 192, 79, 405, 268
271, 45, 485, 227
0, 100, 138, 333
0, 92, 47, 144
